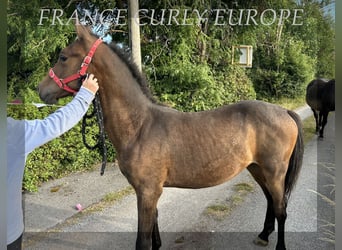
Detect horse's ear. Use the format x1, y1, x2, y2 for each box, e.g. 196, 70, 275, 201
75, 24, 91, 40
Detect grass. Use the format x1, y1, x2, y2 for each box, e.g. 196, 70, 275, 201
273, 96, 307, 110
48, 185, 135, 232
204, 182, 255, 220
85, 185, 135, 213
234, 182, 254, 193
103, 186, 135, 203
205, 204, 228, 219
302, 116, 316, 144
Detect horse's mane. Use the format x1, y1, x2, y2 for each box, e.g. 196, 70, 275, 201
105, 40, 158, 104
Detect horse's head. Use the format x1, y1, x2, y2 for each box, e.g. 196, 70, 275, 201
38, 25, 101, 104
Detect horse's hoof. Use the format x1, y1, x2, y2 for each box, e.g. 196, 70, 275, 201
276, 245, 286, 250
253, 237, 269, 247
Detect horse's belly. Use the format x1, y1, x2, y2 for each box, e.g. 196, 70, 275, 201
164, 160, 248, 189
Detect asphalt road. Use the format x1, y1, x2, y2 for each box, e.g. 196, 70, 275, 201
23, 108, 335, 250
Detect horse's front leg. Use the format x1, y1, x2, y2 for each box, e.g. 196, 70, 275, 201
152, 209, 162, 249
136, 187, 162, 250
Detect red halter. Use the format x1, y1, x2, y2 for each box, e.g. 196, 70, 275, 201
49, 38, 103, 94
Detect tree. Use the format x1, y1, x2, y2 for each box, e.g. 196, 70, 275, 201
290, 0, 335, 78
138, 0, 256, 110
128, 0, 142, 72
236, 0, 334, 99
7, 0, 75, 102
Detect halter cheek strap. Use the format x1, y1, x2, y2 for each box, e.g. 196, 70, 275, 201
49, 38, 103, 94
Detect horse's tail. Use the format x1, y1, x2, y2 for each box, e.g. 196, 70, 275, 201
285, 110, 304, 199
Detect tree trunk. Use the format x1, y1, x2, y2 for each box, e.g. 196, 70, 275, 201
128, 0, 142, 72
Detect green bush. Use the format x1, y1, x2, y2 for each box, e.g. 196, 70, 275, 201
251, 38, 315, 100
144, 24, 256, 112
150, 59, 256, 112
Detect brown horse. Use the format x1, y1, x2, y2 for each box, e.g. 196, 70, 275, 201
38, 25, 304, 250
306, 78, 335, 138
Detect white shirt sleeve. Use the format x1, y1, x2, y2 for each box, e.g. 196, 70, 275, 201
24, 86, 95, 153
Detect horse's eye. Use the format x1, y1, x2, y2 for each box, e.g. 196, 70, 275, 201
59, 55, 68, 62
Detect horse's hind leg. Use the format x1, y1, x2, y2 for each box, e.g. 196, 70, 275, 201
267, 178, 288, 250
248, 163, 288, 250
248, 165, 275, 246
318, 111, 323, 131
312, 108, 319, 133
255, 191, 275, 246
273, 188, 287, 250
319, 110, 329, 138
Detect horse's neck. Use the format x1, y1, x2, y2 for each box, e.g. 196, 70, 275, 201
98, 52, 151, 152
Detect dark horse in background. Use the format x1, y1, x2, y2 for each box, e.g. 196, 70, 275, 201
306, 78, 335, 138
38, 25, 304, 250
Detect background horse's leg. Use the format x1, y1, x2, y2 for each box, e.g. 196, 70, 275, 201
318, 111, 323, 133
136, 187, 162, 250
319, 110, 329, 138
311, 108, 319, 133
248, 165, 275, 246
152, 209, 161, 249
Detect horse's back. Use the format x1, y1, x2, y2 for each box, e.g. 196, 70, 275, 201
306, 78, 335, 111
153, 100, 295, 140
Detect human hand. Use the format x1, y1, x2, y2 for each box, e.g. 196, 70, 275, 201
82, 74, 99, 94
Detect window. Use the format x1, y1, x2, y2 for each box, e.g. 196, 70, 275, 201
232, 45, 253, 68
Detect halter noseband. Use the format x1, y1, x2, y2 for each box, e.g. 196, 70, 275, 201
49, 38, 103, 94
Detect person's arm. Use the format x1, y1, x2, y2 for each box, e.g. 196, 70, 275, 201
25, 75, 99, 153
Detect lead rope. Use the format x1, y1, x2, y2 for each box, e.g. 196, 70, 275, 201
81, 93, 107, 175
